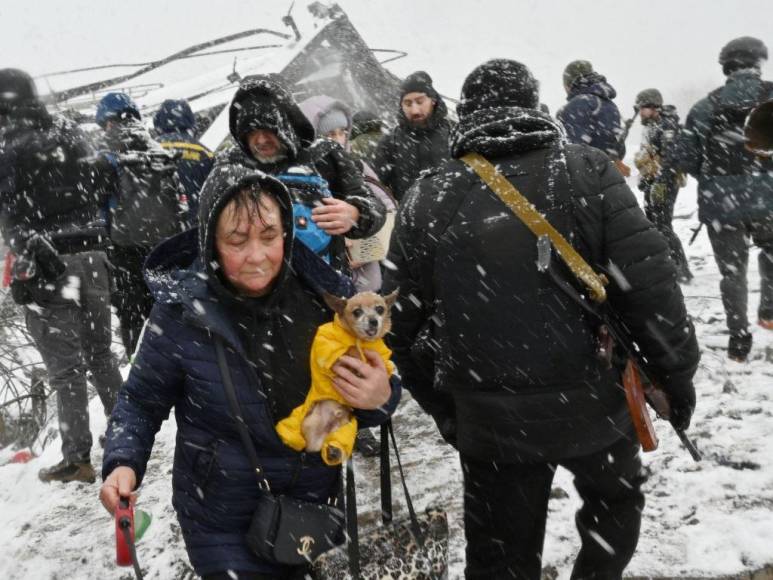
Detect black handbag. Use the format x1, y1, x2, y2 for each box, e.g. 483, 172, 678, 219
313, 421, 450, 579
214, 337, 346, 566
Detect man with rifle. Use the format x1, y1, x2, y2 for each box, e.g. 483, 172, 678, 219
384, 59, 700, 579
632, 88, 693, 283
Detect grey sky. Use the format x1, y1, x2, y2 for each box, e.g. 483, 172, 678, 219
1, 0, 771, 116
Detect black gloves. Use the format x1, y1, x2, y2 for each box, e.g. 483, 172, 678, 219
667, 382, 696, 432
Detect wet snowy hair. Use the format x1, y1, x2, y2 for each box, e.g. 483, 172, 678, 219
219, 186, 282, 233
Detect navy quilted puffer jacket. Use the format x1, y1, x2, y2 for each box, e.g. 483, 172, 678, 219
102, 164, 401, 577
557, 73, 626, 160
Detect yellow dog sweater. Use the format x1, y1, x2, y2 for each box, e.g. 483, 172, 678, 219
276, 314, 395, 465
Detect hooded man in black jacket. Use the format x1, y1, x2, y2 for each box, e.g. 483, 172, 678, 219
220, 74, 385, 276
383, 59, 699, 579
374, 71, 453, 201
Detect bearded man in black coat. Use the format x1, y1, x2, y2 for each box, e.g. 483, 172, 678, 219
374, 71, 453, 201
383, 59, 700, 580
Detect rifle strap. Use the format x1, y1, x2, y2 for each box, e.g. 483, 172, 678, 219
460, 152, 608, 303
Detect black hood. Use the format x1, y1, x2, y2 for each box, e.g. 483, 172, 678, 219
197, 163, 296, 305
568, 72, 617, 101
228, 74, 315, 160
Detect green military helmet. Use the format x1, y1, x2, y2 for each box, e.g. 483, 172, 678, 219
563, 60, 593, 90
635, 88, 664, 111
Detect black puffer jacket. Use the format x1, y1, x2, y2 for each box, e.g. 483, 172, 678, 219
0, 102, 105, 252
383, 105, 699, 463
373, 99, 453, 201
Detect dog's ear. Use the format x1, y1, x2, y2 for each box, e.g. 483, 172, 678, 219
383, 288, 399, 309
323, 292, 348, 315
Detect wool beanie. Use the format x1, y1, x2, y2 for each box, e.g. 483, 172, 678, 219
563, 60, 594, 90
457, 59, 540, 117
400, 71, 439, 100
719, 36, 768, 75
317, 107, 349, 135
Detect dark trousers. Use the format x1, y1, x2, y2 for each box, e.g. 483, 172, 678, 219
25, 251, 123, 463
645, 197, 691, 279
109, 244, 154, 356
461, 436, 645, 580
706, 217, 773, 333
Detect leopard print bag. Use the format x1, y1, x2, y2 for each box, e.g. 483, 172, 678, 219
312, 504, 448, 579
312, 423, 449, 579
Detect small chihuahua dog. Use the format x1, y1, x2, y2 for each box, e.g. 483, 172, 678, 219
275, 290, 398, 465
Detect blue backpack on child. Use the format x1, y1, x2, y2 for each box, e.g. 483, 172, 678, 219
276, 173, 332, 261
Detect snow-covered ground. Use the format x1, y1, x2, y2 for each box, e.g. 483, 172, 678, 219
1, 177, 772, 579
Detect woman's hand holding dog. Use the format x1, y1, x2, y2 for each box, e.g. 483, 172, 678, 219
332, 349, 391, 410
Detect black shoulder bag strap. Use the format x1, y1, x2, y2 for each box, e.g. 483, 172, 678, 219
214, 335, 272, 492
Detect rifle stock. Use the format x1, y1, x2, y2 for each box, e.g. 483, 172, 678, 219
622, 360, 658, 452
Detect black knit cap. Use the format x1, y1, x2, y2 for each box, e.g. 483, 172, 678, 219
719, 36, 768, 75
400, 71, 439, 100
457, 59, 540, 117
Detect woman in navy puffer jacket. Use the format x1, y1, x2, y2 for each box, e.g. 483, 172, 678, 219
99, 163, 401, 579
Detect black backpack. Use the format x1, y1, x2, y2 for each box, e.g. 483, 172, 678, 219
104, 149, 185, 248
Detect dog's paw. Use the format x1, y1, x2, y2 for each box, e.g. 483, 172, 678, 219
325, 446, 344, 465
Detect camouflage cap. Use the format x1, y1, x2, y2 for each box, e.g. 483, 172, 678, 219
635, 88, 664, 110
563, 60, 593, 90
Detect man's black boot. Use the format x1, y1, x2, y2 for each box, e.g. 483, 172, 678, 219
728, 331, 753, 362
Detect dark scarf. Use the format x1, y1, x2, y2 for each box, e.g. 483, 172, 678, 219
450, 106, 564, 158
